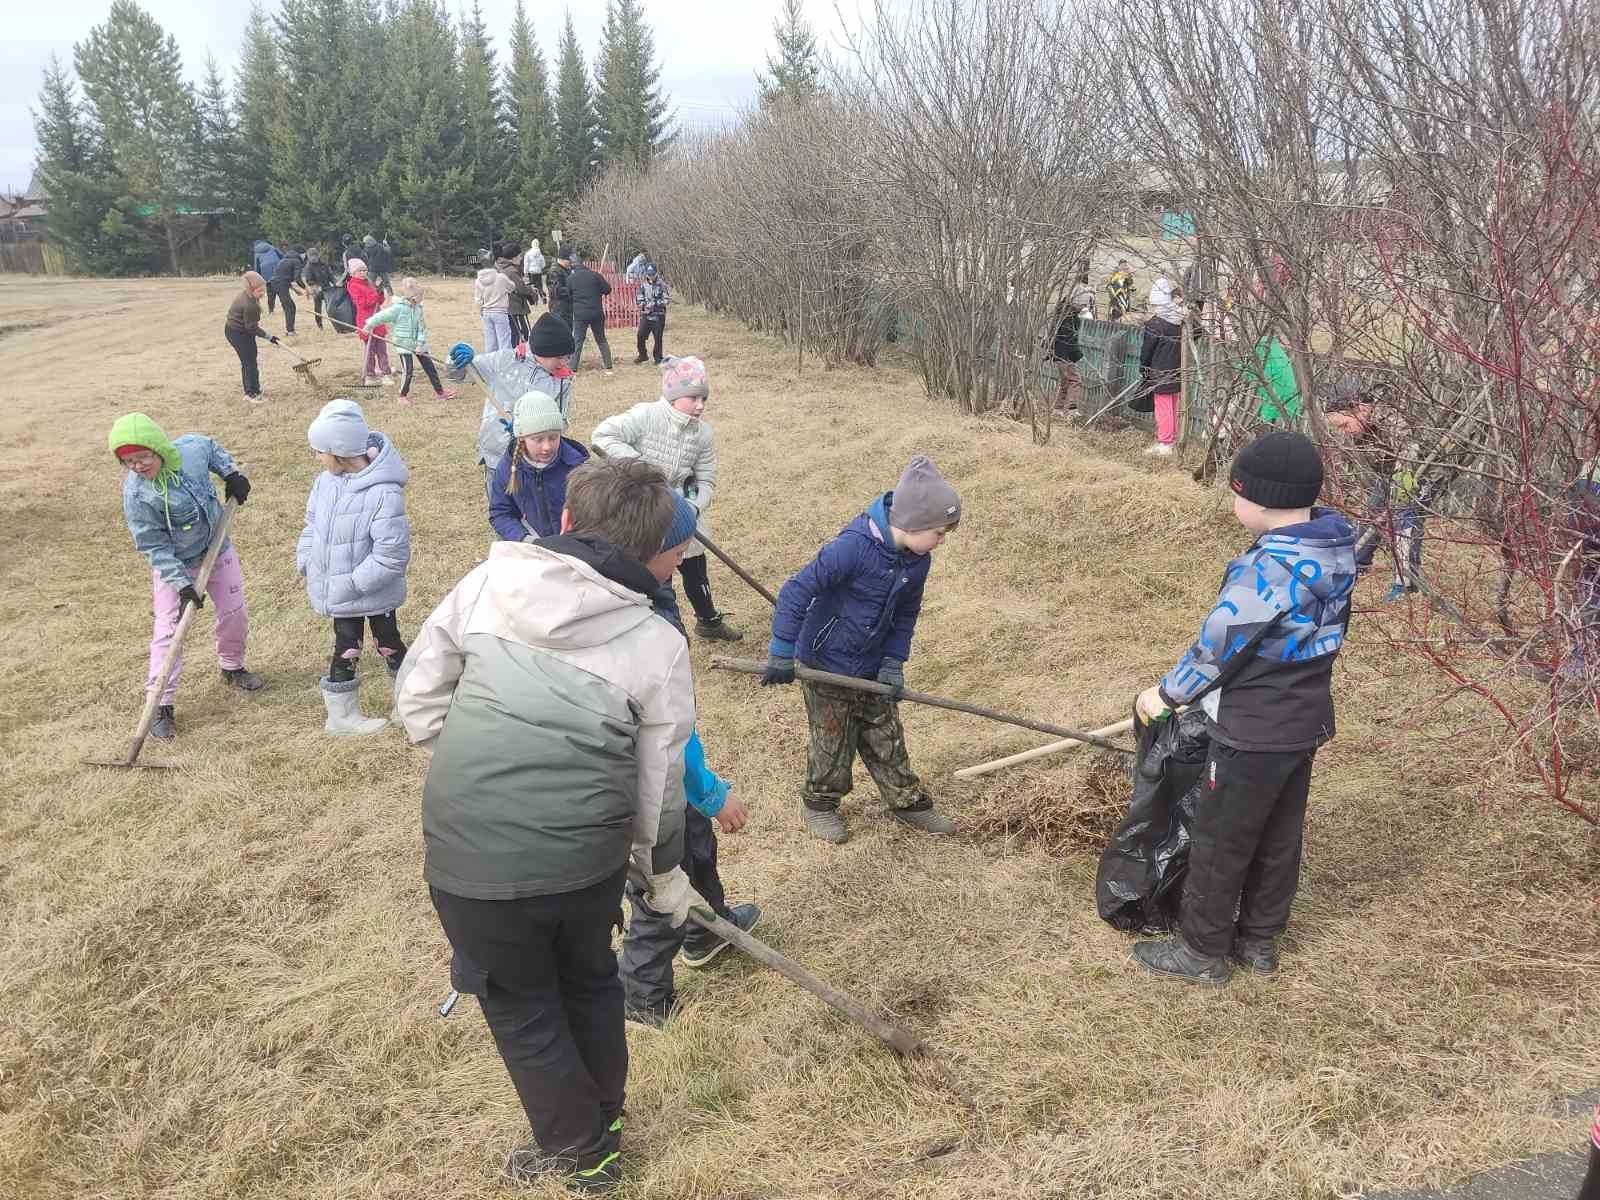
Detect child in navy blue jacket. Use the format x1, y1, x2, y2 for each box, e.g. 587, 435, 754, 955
762, 456, 962, 844
1133, 431, 1357, 985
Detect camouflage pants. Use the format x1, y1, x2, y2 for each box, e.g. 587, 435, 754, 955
801, 681, 929, 813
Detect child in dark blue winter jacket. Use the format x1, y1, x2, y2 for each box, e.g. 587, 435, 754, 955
762, 456, 962, 845
488, 391, 590, 541
1133, 430, 1357, 985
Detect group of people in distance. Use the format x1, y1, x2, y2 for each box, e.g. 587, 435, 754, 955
110, 248, 1600, 1195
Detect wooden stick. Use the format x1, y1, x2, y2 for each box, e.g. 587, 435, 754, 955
953, 717, 1137, 779
693, 530, 779, 607
711, 656, 1135, 754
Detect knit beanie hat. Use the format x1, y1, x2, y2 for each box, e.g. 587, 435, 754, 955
513, 390, 566, 437
660, 493, 700, 552
891, 455, 962, 532
346, 258, 368, 276
308, 399, 371, 458
661, 356, 709, 402
528, 311, 575, 357
1229, 430, 1324, 509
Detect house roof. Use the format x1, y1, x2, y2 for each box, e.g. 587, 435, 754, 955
24, 169, 48, 202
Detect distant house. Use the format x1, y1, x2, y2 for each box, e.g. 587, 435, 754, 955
0, 171, 49, 240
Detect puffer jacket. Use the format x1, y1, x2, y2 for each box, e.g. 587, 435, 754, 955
496, 256, 536, 318
395, 535, 695, 900
770, 492, 932, 680
348, 276, 385, 343
251, 239, 282, 278
471, 350, 575, 466
366, 298, 428, 353
114, 413, 237, 590
475, 267, 514, 313
1158, 508, 1357, 752
591, 399, 717, 559
296, 432, 411, 618
488, 437, 591, 541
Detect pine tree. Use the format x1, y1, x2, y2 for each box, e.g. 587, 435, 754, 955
233, 4, 280, 239
506, 0, 554, 237
550, 12, 598, 206
193, 54, 254, 254
73, 0, 200, 273
459, 0, 512, 246
758, 0, 822, 106
594, 0, 671, 169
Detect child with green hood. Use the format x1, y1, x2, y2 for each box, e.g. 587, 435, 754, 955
110, 414, 262, 740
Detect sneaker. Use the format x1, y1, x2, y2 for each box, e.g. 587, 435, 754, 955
803, 806, 849, 844
693, 614, 744, 643
149, 704, 177, 740
890, 806, 956, 834
633, 355, 649, 364
244, 393, 265, 406
434, 386, 459, 401
503, 1145, 574, 1185
1382, 582, 1418, 603
1228, 935, 1280, 975
397, 395, 413, 407
220, 667, 264, 692
569, 1150, 622, 1193
682, 903, 762, 969
1132, 935, 1230, 985
604, 369, 615, 379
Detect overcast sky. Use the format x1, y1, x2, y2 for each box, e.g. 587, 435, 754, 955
0, 0, 860, 193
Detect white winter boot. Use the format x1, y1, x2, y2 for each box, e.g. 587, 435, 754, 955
319, 677, 389, 736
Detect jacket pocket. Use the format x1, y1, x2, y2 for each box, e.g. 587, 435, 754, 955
811, 616, 838, 653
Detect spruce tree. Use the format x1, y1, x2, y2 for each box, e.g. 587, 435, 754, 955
459, 0, 512, 246
594, 0, 671, 169
233, 4, 280, 240
550, 12, 598, 206
758, 0, 822, 106
506, 0, 554, 237
193, 55, 254, 255
73, 0, 200, 273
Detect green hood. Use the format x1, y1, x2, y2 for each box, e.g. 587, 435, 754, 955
108, 413, 181, 488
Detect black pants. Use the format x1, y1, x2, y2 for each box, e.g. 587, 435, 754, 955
636, 314, 665, 363
528, 272, 544, 302
274, 283, 297, 333
510, 313, 530, 344
329, 612, 406, 681
1579, 1135, 1599, 1200
619, 807, 730, 1013
312, 290, 325, 329
224, 325, 261, 397
1179, 743, 1315, 957
264, 284, 276, 313
430, 870, 629, 1171
398, 351, 443, 397
676, 554, 717, 623
571, 313, 613, 370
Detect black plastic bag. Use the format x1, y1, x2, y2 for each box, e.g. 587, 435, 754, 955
325, 284, 356, 334
1094, 708, 1211, 932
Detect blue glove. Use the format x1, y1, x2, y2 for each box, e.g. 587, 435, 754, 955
876, 658, 905, 698
499, 418, 513, 436
448, 342, 474, 369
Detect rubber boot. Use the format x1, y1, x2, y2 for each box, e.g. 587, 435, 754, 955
319, 676, 388, 736
803, 805, 849, 844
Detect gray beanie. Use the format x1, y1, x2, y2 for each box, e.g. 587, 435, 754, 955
307, 398, 370, 457
513, 390, 566, 437
890, 455, 961, 532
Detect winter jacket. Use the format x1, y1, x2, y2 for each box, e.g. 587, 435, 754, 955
304, 259, 334, 290
1158, 508, 1357, 752
472, 350, 575, 466
348, 276, 385, 343
251, 239, 282, 278
548, 262, 573, 319
366, 298, 429, 353
113, 414, 237, 590
488, 437, 591, 541
770, 492, 932, 680
591, 399, 717, 559
523, 246, 546, 276
225, 289, 268, 338
496, 256, 537, 318
296, 432, 411, 618
625, 254, 648, 282
645, 577, 728, 819
474, 267, 514, 314
270, 252, 304, 288
567, 265, 612, 322
366, 240, 394, 275
1139, 315, 1184, 394
637, 280, 670, 318
1252, 337, 1302, 424
1050, 300, 1083, 364
395, 535, 696, 899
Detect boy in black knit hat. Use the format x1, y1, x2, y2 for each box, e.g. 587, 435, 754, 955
1132, 431, 1357, 984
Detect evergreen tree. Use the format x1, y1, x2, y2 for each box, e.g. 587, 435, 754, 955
550, 12, 598, 205
73, 0, 200, 273
594, 0, 671, 169
233, 4, 280, 240
758, 0, 823, 106
506, 0, 554, 237
193, 54, 254, 255
459, 0, 512, 246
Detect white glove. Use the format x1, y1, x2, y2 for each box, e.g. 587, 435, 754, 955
1135, 685, 1172, 722
644, 865, 699, 929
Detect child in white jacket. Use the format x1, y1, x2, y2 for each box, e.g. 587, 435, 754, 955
474, 267, 516, 352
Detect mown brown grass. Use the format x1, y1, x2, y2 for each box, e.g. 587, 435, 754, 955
0, 276, 1596, 1200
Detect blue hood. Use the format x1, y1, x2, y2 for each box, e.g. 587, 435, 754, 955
1252, 507, 1357, 603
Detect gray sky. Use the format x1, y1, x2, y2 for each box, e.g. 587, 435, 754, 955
0, 0, 856, 193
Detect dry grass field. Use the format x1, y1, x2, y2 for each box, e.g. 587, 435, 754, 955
0, 275, 1596, 1200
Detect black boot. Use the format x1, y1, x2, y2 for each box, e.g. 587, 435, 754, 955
1132, 935, 1230, 985
693, 614, 743, 643
150, 705, 177, 740
1228, 935, 1280, 975
221, 667, 264, 691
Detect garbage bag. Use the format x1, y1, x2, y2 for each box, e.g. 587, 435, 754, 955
1094, 707, 1211, 932
325, 284, 356, 334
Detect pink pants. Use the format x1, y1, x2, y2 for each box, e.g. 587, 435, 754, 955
362, 336, 391, 377
1154, 393, 1180, 444
148, 545, 249, 704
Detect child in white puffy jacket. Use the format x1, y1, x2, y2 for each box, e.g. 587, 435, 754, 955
474, 267, 515, 352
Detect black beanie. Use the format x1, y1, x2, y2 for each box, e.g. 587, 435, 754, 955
1229, 430, 1323, 509
528, 312, 575, 357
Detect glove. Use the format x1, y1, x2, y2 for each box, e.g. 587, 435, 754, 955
268, 335, 279, 345
178, 585, 205, 611
223, 472, 251, 505
1135, 685, 1172, 723
514, 341, 528, 361
761, 655, 796, 686
876, 658, 906, 698
448, 341, 475, 369
644, 866, 698, 929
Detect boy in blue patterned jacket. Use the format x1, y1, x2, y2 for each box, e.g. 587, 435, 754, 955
1133, 431, 1356, 984
762, 456, 962, 844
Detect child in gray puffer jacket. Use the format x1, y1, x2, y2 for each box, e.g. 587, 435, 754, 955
298, 398, 412, 736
